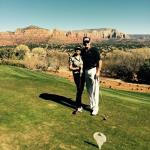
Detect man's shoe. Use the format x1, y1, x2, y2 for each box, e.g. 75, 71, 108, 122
92, 109, 98, 116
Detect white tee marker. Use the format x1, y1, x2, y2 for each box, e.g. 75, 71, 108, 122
93, 132, 106, 149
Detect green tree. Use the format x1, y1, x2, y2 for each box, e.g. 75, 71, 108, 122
137, 59, 150, 84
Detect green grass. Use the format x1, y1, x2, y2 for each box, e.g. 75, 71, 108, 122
0, 65, 150, 150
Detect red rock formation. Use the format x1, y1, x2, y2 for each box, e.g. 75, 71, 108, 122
0, 26, 128, 46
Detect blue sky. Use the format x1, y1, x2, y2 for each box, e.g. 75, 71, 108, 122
0, 0, 150, 34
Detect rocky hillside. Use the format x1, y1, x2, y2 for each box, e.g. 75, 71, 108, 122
129, 34, 150, 40
0, 25, 128, 46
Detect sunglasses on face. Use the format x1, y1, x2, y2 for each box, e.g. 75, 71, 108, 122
83, 41, 90, 45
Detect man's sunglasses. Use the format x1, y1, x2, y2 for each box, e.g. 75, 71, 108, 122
83, 41, 90, 45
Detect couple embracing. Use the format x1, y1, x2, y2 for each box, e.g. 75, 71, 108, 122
69, 37, 102, 116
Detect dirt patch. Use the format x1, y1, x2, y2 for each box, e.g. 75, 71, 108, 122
101, 77, 150, 93
47, 103, 58, 108
59, 143, 77, 150
0, 132, 19, 150
47, 70, 150, 93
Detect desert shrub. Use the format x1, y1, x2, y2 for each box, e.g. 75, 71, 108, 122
0, 59, 25, 68
24, 54, 48, 71
112, 64, 133, 80
104, 50, 131, 75
103, 48, 150, 81
24, 47, 47, 71
0, 47, 14, 59
15, 44, 30, 52
137, 59, 150, 84
32, 47, 46, 56
15, 44, 30, 60
47, 50, 69, 72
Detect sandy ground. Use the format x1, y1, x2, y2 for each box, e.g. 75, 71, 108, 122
48, 70, 150, 93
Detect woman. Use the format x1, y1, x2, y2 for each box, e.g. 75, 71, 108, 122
69, 46, 83, 113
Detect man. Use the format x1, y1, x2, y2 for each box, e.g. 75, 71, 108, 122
81, 36, 102, 115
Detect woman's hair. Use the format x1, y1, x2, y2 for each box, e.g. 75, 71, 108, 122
74, 46, 81, 51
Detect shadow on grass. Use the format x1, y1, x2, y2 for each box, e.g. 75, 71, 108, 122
39, 93, 91, 111
84, 141, 98, 148
39, 93, 76, 109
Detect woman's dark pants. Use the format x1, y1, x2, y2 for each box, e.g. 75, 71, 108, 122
73, 72, 85, 108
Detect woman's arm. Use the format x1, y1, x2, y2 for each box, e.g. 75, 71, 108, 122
69, 62, 79, 71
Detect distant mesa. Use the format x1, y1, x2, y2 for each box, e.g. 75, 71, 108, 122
0, 25, 129, 46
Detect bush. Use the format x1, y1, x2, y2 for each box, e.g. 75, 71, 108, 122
24, 47, 47, 71
0, 47, 14, 59
103, 48, 150, 82
0, 59, 26, 68
137, 59, 150, 84
24, 54, 48, 71
15, 44, 30, 60
113, 65, 133, 80
47, 50, 69, 72
32, 47, 46, 56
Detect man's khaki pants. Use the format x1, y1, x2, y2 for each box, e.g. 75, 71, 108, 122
85, 67, 99, 112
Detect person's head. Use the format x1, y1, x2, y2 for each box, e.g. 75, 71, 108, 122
74, 46, 81, 55
83, 36, 91, 48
